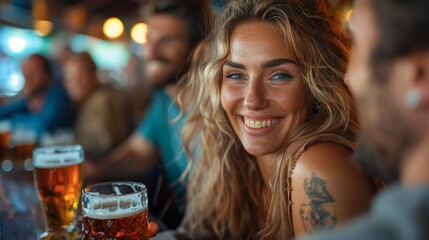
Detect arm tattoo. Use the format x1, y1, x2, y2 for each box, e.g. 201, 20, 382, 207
299, 172, 337, 233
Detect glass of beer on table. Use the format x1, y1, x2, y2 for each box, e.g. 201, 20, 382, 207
9, 126, 37, 171
33, 145, 84, 239
81, 181, 149, 240
0, 120, 11, 161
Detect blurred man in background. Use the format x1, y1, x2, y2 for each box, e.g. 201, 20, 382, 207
0, 54, 74, 137
121, 54, 151, 127
63, 51, 132, 161
85, 0, 213, 229
304, 0, 429, 239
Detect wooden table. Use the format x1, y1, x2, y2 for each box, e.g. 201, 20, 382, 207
0, 169, 47, 239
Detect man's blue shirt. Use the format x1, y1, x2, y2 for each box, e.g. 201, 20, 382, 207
0, 80, 75, 136
136, 89, 187, 197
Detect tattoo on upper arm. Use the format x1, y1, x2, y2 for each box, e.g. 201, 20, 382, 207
299, 172, 337, 233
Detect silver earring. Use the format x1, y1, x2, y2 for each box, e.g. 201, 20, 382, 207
404, 88, 421, 110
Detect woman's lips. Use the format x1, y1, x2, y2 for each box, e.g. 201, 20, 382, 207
243, 117, 281, 129
240, 116, 283, 136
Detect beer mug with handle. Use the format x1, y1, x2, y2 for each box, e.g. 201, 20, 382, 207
82, 181, 149, 240
33, 145, 84, 239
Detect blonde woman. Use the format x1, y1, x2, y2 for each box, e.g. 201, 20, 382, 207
175, 0, 378, 239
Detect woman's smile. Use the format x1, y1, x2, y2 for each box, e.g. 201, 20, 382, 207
221, 21, 308, 157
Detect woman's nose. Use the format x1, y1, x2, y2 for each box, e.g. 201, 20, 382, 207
243, 79, 269, 109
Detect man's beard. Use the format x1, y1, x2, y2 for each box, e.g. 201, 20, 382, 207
353, 99, 414, 184
145, 59, 184, 88
354, 134, 400, 184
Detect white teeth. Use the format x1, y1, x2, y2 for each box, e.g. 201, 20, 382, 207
244, 118, 280, 129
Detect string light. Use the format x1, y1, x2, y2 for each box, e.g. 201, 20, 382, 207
131, 23, 148, 44
34, 20, 53, 36
103, 17, 124, 39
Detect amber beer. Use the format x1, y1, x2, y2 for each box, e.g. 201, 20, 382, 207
0, 121, 11, 161
8, 126, 37, 171
82, 182, 149, 240
11, 142, 37, 160
83, 207, 149, 239
33, 145, 84, 234
0, 131, 10, 160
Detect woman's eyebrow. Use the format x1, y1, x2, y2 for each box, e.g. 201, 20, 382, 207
262, 58, 297, 68
224, 58, 297, 69
224, 61, 246, 69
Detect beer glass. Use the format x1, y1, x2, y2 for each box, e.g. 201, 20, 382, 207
0, 121, 11, 151
33, 145, 84, 239
9, 126, 37, 171
0, 121, 11, 169
82, 181, 149, 240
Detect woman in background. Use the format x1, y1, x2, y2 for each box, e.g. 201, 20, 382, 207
177, 0, 377, 239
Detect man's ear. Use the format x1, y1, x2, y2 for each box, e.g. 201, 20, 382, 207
412, 50, 429, 109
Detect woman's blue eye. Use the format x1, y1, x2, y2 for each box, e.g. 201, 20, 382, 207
272, 72, 293, 81
226, 73, 244, 80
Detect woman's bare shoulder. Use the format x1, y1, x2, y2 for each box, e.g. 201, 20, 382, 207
295, 141, 355, 175
290, 141, 376, 236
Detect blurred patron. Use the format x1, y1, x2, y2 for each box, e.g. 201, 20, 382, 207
122, 54, 151, 127
85, 0, 213, 229
304, 0, 429, 239
63, 52, 132, 161
0, 54, 74, 137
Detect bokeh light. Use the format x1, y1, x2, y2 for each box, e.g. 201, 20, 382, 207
34, 20, 53, 36
103, 17, 124, 39
8, 37, 27, 53
131, 22, 148, 44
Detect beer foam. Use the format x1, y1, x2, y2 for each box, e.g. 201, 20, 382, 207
83, 195, 148, 220
10, 127, 36, 144
33, 150, 83, 168
0, 120, 11, 133
84, 203, 147, 220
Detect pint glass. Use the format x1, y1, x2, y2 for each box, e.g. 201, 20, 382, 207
33, 145, 84, 238
9, 126, 37, 171
82, 182, 149, 240
0, 121, 11, 161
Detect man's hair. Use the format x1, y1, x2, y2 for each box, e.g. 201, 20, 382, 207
371, 0, 429, 65
66, 51, 97, 74
28, 53, 52, 75
142, 0, 213, 48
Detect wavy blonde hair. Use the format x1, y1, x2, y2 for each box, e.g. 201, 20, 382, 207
177, 0, 357, 238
